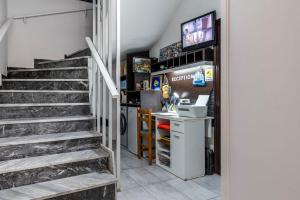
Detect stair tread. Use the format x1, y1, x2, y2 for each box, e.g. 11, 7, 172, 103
0, 90, 88, 93
37, 56, 89, 65
0, 115, 95, 125
8, 67, 87, 72
0, 172, 116, 200
2, 79, 88, 81
0, 149, 108, 174
0, 131, 101, 147
0, 103, 89, 107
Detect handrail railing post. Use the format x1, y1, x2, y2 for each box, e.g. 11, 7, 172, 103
0, 19, 13, 86
108, 0, 113, 150
102, 0, 107, 148
116, 0, 121, 189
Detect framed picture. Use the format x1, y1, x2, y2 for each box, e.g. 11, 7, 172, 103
151, 76, 162, 91
133, 57, 151, 73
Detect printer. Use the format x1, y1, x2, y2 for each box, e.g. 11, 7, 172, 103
176, 95, 210, 118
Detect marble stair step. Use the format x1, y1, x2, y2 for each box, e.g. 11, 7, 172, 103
0, 115, 96, 138
7, 67, 88, 79
0, 172, 116, 200
65, 48, 91, 59
0, 90, 89, 104
0, 103, 90, 119
1, 79, 88, 90
0, 149, 109, 190
36, 57, 88, 69
0, 131, 102, 161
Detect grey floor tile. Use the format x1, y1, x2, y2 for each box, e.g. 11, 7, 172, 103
120, 171, 140, 191
144, 182, 191, 200
121, 148, 135, 158
121, 155, 148, 170
120, 149, 222, 200
167, 178, 218, 200
193, 175, 221, 195
118, 186, 157, 200
124, 168, 161, 186
210, 197, 221, 200
143, 164, 177, 182
121, 160, 130, 170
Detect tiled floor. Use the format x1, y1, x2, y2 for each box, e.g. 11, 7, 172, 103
118, 148, 221, 200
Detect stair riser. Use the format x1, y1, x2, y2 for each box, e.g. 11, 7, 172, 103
8, 69, 88, 79
65, 49, 91, 59
0, 138, 101, 161
0, 92, 88, 104
0, 119, 95, 138
34, 59, 53, 67
37, 58, 88, 69
0, 159, 108, 190
0, 105, 90, 119
48, 184, 116, 200
1, 81, 88, 90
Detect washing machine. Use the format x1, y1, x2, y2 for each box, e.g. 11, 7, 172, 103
121, 106, 128, 148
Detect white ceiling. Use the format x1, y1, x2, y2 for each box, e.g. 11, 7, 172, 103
121, 0, 182, 58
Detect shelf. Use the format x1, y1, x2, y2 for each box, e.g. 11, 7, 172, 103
158, 136, 170, 146
157, 161, 171, 169
157, 147, 170, 153
157, 124, 170, 131
158, 154, 170, 168
151, 46, 215, 74
158, 152, 170, 159
151, 61, 213, 76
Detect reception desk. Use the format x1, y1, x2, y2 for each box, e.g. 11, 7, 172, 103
152, 112, 213, 180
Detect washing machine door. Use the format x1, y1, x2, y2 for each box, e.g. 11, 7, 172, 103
121, 113, 127, 135
120, 109, 128, 147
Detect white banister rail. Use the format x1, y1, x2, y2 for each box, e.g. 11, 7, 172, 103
13, 9, 92, 21
89, 0, 121, 189
0, 19, 12, 43
0, 19, 12, 86
86, 37, 119, 98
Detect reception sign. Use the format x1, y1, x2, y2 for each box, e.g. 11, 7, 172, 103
165, 65, 214, 102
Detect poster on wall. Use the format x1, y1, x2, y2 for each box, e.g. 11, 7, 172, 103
151, 76, 162, 91
204, 66, 213, 81
133, 57, 151, 73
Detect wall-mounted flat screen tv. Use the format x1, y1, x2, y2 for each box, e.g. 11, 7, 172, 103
181, 11, 216, 51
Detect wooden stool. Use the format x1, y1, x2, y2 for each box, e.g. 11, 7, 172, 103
137, 108, 155, 165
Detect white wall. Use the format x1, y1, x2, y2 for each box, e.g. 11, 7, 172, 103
223, 0, 300, 199
0, 0, 8, 77
150, 0, 220, 58
121, 0, 181, 58
7, 0, 92, 68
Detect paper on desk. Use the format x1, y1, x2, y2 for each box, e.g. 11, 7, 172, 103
195, 95, 210, 106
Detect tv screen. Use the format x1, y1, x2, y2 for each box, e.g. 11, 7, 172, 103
181, 11, 216, 51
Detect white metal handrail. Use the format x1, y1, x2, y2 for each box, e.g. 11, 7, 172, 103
0, 19, 12, 86
13, 9, 92, 21
0, 19, 12, 43
86, 37, 119, 98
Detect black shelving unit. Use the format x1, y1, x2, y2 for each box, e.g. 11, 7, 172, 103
151, 47, 215, 73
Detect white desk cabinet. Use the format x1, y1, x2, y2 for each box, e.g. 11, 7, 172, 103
153, 113, 212, 180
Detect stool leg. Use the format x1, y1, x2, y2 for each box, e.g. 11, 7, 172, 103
148, 131, 152, 165
138, 132, 142, 159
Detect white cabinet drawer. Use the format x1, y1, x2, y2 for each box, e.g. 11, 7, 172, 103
171, 120, 184, 133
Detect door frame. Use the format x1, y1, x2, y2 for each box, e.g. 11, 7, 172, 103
221, 0, 230, 199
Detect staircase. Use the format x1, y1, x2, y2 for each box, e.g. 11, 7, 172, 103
0, 57, 117, 199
